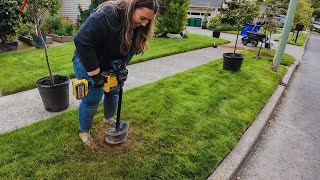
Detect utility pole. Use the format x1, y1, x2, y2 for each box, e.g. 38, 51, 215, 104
271, 0, 298, 72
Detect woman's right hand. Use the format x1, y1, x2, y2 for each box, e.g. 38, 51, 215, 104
89, 73, 105, 88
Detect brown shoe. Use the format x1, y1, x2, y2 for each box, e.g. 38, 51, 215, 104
79, 131, 96, 147
103, 117, 116, 125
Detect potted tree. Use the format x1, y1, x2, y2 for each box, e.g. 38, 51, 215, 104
261, 4, 283, 49
223, 0, 258, 72
23, 0, 70, 112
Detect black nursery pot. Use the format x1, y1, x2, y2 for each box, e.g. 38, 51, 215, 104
212, 29, 221, 38
36, 75, 70, 112
223, 53, 245, 72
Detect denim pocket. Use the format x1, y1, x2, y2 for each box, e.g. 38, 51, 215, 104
73, 57, 89, 80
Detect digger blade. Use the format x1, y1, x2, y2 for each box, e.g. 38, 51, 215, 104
105, 121, 129, 145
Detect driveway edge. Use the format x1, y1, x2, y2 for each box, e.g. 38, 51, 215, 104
207, 61, 300, 180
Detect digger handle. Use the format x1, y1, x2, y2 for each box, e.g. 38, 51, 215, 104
115, 67, 124, 130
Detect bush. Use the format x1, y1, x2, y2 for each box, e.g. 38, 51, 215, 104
208, 15, 237, 31
41, 14, 74, 36
41, 14, 64, 34
0, 0, 21, 43
156, 0, 190, 36
64, 20, 74, 35
208, 15, 221, 29
216, 23, 237, 31
79, 0, 104, 25
19, 22, 36, 39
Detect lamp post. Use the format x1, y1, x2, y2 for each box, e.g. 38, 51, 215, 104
271, 0, 298, 72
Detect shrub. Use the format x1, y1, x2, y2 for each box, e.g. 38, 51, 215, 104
41, 14, 74, 36
216, 23, 237, 31
208, 15, 237, 31
64, 19, 74, 35
41, 14, 64, 34
208, 15, 221, 29
19, 22, 36, 39
156, 0, 190, 36
79, 0, 104, 25
0, 0, 21, 43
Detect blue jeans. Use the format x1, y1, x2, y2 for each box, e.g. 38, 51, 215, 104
73, 57, 119, 132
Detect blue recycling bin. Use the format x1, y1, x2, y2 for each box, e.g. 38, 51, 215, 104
240, 23, 261, 37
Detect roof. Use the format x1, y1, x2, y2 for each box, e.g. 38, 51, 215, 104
190, 0, 224, 8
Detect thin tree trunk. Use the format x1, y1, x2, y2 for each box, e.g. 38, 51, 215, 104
35, 16, 54, 85
234, 25, 239, 55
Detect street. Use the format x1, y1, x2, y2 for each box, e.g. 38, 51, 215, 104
236, 34, 320, 180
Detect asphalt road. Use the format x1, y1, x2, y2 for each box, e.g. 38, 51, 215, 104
236, 34, 320, 180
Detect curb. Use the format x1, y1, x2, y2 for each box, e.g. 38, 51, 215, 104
281, 60, 300, 87
207, 61, 300, 180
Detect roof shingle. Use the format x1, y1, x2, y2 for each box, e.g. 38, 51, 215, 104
190, 0, 223, 8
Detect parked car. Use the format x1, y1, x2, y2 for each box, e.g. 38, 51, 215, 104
273, 15, 286, 27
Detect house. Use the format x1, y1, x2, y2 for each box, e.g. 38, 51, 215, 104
188, 0, 224, 19
60, 0, 91, 23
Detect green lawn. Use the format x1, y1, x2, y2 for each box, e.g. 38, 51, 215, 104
222, 27, 282, 36
0, 48, 295, 179
274, 32, 309, 46
0, 34, 229, 96
222, 31, 238, 35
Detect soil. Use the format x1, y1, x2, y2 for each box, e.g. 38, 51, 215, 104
36, 75, 69, 86
220, 44, 246, 51
90, 120, 138, 153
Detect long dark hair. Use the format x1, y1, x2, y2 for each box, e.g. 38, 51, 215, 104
97, 0, 159, 55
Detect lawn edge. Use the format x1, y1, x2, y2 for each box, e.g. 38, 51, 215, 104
207, 57, 303, 180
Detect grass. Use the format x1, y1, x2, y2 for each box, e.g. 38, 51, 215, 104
222, 31, 238, 35
0, 48, 295, 179
222, 28, 282, 36
274, 31, 309, 46
0, 33, 229, 96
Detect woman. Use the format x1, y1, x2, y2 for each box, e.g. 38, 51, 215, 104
73, 0, 159, 146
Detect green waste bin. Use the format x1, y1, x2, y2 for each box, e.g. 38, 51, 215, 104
186, 18, 190, 26
189, 18, 196, 27
195, 18, 202, 27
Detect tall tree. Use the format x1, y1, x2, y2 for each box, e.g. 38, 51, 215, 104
293, 0, 314, 28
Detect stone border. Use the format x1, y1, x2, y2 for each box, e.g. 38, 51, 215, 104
207, 59, 301, 180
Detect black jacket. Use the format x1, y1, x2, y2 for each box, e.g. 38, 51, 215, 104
74, 6, 134, 72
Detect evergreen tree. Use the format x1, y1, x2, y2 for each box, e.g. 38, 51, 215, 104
156, 0, 190, 36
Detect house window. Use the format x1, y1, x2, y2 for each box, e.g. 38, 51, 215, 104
190, 12, 201, 15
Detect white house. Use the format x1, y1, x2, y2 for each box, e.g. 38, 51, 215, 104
188, 0, 225, 19
60, 0, 91, 23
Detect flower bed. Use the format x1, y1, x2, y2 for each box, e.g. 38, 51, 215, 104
51, 34, 73, 43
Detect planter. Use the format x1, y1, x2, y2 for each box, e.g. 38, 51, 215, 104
0, 41, 18, 53
212, 29, 221, 38
36, 75, 70, 112
52, 35, 73, 42
46, 36, 53, 44
6, 41, 18, 50
223, 53, 245, 72
32, 35, 47, 48
19, 36, 34, 46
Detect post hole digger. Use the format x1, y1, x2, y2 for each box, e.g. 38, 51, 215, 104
72, 60, 129, 145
